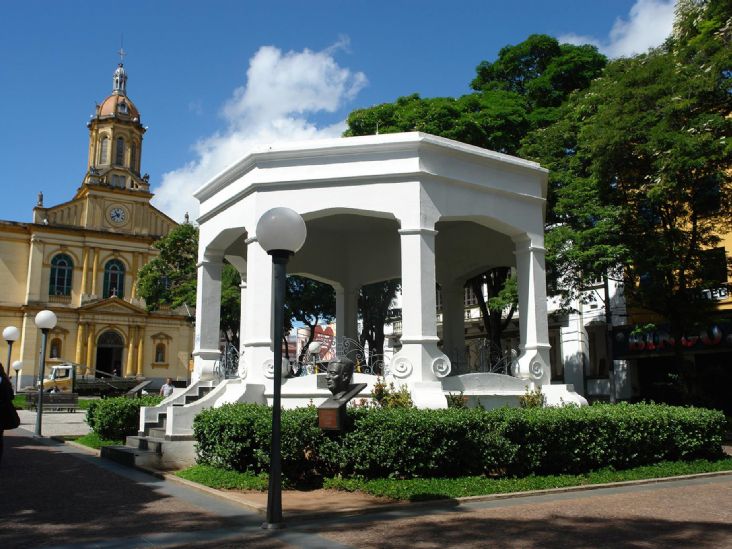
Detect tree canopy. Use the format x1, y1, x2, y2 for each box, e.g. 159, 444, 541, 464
522, 0, 731, 343
136, 223, 242, 346
345, 34, 606, 364
285, 275, 335, 362
346, 34, 606, 154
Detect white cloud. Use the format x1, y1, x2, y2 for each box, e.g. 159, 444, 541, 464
560, 0, 676, 58
153, 42, 367, 222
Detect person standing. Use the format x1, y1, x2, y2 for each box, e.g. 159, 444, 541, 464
159, 377, 174, 398
0, 363, 19, 466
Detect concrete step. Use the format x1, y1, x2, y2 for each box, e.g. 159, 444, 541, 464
140, 413, 167, 437
102, 438, 197, 471
126, 435, 165, 453
184, 385, 213, 405
100, 445, 160, 469
147, 427, 166, 439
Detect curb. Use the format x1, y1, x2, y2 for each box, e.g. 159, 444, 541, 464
53, 437, 101, 456
446, 469, 732, 505
162, 472, 267, 515
46, 435, 732, 522
157, 467, 732, 523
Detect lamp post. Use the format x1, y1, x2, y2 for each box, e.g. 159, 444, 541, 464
12, 361, 22, 393
34, 310, 57, 437
256, 207, 307, 530
3, 325, 20, 371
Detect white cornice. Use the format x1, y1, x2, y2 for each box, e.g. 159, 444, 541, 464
193, 132, 547, 205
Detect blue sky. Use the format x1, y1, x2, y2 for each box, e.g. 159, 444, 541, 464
0, 0, 676, 222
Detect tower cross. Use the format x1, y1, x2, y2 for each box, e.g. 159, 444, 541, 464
118, 46, 126, 64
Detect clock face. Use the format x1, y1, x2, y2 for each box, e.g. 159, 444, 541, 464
109, 206, 127, 225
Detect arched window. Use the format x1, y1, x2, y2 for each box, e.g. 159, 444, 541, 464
130, 144, 137, 172
103, 259, 125, 298
49, 253, 73, 296
100, 137, 109, 164
115, 137, 125, 166
50, 338, 62, 359
155, 343, 166, 363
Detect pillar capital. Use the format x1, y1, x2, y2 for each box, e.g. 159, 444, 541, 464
398, 227, 438, 237
197, 258, 224, 268
512, 235, 545, 255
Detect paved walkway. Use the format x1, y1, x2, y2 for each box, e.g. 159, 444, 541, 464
17, 409, 91, 437
3, 427, 732, 548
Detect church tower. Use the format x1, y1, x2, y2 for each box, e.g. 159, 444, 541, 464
31, 55, 177, 236
0, 54, 193, 388
84, 57, 149, 193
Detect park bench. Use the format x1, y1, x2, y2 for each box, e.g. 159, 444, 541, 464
25, 392, 80, 412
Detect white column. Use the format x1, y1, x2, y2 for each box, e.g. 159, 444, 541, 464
561, 297, 588, 395
192, 257, 223, 382
237, 277, 247, 378
335, 283, 359, 359
241, 237, 273, 383
392, 226, 451, 392
513, 235, 551, 385
440, 280, 465, 374
25, 235, 44, 303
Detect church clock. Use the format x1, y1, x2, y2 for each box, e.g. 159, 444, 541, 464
108, 205, 128, 225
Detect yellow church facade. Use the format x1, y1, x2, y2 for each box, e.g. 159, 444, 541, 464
0, 61, 194, 388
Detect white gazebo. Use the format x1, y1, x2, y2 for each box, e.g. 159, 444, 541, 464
142, 132, 585, 445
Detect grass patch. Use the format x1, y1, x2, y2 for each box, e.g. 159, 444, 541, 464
12, 394, 96, 410
323, 458, 732, 501
177, 459, 732, 501
74, 432, 123, 449
78, 398, 96, 411
176, 465, 269, 491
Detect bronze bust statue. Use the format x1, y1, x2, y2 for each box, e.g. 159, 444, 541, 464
325, 357, 354, 398
319, 357, 366, 431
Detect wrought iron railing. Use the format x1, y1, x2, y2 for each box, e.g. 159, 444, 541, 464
289, 337, 390, 377
213, 343, 240, 380
444, 340, 518, 376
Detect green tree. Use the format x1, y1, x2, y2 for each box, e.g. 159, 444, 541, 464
523, 0, 732, 380
472, 34, 607, 124
136, 224, 242, 347
466, 268, 518, 369
346, 35, 606, 366
136, 223, 198, 310
359, 279, 400, 370
285, 275, 336, 363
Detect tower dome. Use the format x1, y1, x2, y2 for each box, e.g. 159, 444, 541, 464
97, 62, 141, 121
85, 58, 147, 193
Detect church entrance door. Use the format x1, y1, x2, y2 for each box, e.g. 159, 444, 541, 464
96, 330, 124, 377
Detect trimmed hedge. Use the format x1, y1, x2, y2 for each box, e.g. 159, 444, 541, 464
86, 396, 164, 440
193, 403, 726, 482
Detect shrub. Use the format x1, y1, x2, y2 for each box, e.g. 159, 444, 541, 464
192, 402, 726, 482
194, 403, 329, 481
86, 395, 163, 440
371, 377, 414, 408
519, 386, 545, 408
446, 391, 467, 408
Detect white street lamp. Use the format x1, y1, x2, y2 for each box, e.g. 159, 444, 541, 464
256, 207, 307, 530
3, 325, 20, 372
34, 310, 57, 437
12, 360, 22, 393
